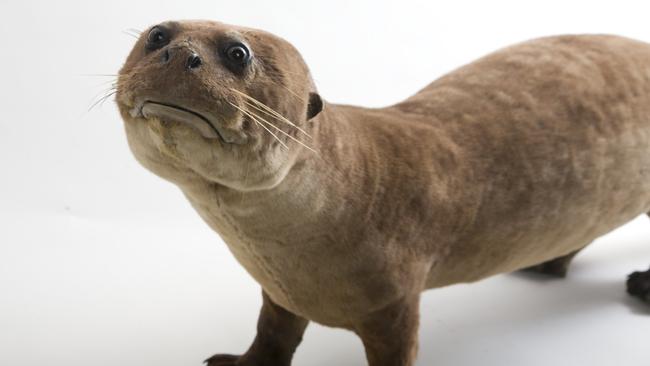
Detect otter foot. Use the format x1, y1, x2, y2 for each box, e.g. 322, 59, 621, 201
204, 353, 294, 366
627, 267, 650, 304
522, 249, 582, 278
204, 354, 240, 366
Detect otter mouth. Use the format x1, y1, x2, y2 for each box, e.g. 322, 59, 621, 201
131, 101, 229, 142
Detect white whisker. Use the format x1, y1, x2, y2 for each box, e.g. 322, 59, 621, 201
235, 103, 317, 153
228, 102, 288, 150
230, 88, 312, 138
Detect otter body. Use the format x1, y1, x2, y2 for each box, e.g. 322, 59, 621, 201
117, 21, 650, 366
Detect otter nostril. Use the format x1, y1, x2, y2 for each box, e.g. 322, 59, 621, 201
161, 49, 170, 63
187, 53, 202, 69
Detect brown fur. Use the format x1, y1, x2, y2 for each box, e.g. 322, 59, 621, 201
116, 21, 650, 366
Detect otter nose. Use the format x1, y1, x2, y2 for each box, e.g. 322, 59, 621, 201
158, 46, 203, 70
186, 52, 202, 70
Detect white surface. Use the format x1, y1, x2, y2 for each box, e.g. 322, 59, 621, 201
1, 1, 649, 365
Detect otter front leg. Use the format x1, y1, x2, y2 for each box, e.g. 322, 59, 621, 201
354, 294, 421, 366
205, 291, 308, 366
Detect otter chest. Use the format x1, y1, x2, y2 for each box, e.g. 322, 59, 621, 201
184, 193, 350, 325
183, 189, 411, 326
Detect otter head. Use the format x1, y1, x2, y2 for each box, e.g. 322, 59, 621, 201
116, 20, 323, 190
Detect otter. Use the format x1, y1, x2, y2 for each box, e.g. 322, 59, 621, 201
115, 20, 650, 366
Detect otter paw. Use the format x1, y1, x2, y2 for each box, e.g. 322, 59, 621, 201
204, 354, 241, 366
627, 268, 650, 304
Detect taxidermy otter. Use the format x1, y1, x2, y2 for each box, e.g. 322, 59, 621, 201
115, 20, 650, 366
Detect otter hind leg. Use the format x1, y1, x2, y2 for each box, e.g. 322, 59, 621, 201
627, 266, 650, 305
522, 248, 583, 278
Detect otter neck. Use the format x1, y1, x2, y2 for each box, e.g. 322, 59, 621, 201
179, 103, 346, 235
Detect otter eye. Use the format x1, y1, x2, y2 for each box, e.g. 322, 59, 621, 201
225, 43, 251, 64
146, 26, 169, 50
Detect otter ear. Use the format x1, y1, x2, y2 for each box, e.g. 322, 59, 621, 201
306, 92, 323, 120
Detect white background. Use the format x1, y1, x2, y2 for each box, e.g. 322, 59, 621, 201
1, 1, 649, 365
